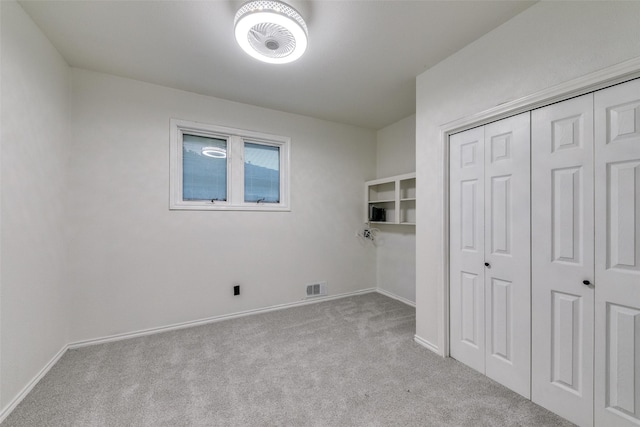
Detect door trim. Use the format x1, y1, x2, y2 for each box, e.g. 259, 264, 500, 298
439, 55, 640, 358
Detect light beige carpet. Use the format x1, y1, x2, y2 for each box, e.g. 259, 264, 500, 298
3, 293, 573, 426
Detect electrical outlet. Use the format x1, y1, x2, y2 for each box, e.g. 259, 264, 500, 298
233, 285, 240, 296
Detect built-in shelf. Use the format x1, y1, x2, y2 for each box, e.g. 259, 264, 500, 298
368, 199, 395, 204
365, 172, 416, 225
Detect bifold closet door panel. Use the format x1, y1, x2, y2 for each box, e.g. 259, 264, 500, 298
450, 126, 486, 374
594, 78, 640, 427
449, 113, 531, 398
483, 112, 531, 399
531, 94, 595, 427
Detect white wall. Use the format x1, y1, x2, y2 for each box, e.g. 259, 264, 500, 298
0, 0, 70, 409
376, 115, 415, 178
415, 1, 640, 353
67, 69, 377, 342
375, 115, 416, 303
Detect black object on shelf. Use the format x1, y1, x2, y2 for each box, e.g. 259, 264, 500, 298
370, 206, 386, 222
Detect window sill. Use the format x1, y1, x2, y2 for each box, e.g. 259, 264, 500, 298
170, 202, 291, 212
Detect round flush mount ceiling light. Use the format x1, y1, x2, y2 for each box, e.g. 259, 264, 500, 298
234, 0, 308, 64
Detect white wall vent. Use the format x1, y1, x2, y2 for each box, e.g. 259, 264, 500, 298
305, 281, 327, 298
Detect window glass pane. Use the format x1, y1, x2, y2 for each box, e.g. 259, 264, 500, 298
182, 134, 227, 201
244, 142, 280, 203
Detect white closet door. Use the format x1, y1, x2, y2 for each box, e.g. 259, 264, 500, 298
483, 113, 531, 398
450, 126, 486, 373
450, 114, 530, 397
531, 94, 595, 427
594, 79, 640, 426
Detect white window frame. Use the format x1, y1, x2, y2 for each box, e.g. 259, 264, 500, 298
170, 119, 290, 211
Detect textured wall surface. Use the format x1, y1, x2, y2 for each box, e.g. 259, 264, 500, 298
1, 0, 70, 409
375, 115, 416, 303
66, 69, 377, 342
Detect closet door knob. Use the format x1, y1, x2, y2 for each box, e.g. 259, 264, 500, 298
583, 280, 592, 286
484, 262, 490, 268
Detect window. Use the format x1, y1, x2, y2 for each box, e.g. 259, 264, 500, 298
182, 134, 227, 202
244, 142, 280, 203
170, 119, 290, 211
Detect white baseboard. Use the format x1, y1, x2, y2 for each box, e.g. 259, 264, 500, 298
69, 288, 377, 349
375, 288, 416, 307
414, 334, 441, 356
0, 344, 68, 424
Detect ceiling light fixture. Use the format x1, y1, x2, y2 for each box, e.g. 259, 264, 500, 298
234, 0, 308, 64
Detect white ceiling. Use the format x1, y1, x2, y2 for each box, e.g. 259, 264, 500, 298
20, 0, 535, 130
